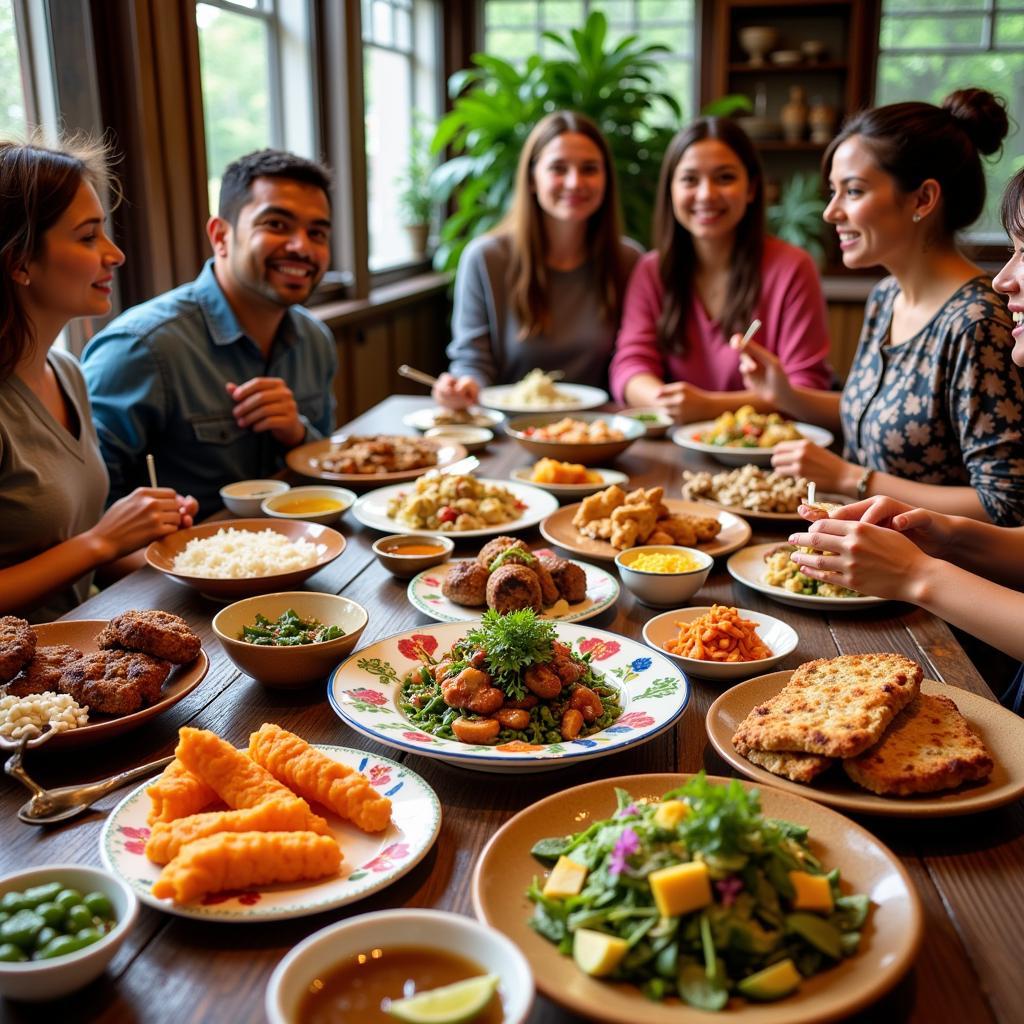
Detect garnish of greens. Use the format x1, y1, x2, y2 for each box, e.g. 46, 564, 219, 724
460, 608, 556, 701
240, 609, 346, 647
488, 545, 537, 572
527, 773, 870, 1009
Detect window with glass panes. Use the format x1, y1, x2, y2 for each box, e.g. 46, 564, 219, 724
0, 0, 26, 136
482, 0, 695, 124
876, 0, 1024, 241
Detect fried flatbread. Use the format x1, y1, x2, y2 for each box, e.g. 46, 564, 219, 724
843, 693, 994, 796
732, 653, 922, 759
732, 735, 833, 783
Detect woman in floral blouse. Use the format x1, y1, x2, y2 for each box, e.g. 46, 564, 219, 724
740, 87, 1024, 525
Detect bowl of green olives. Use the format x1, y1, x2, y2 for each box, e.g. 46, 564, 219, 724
0, 864, 138, 1001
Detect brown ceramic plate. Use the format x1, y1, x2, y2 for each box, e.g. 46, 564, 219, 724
539, 499, 751, 563
2, 620, 208, 751
684, 492, 849, 523
285, 436, 467, 487
707, 671, 1024, 816
146, 519, 345, 601
473, 773, 922, 1024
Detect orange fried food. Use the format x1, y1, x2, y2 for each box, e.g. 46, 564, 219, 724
145, 796, 328, 865
665, 605, 772, 663
151, 830, 341, 903
249, 722, 392, 833
175, 727, 298, 809
146, 759, 218, 825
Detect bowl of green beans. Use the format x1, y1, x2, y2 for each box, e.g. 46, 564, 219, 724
0, 864, 138, 1000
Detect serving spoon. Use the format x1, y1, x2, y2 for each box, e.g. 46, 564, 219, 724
5, 732, 173, 825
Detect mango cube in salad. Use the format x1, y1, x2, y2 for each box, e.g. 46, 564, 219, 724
788, 870, 833, 913
648, 860, 712, 917
573, 928, 629, 977
542, 856, 588, 899
653, 799, 690, 830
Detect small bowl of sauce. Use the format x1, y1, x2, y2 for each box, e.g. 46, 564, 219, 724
220, 479, 291, 517
266, 909, 533, 1024
262, 486, 357, 526
372, 533, 455, 578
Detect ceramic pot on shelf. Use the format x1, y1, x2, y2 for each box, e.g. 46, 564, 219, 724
809, 99, 838, 145
781, 86, 808, 143
738, 26, 778, 67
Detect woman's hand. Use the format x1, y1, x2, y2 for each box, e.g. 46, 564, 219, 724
85, 487, 195, 562
771, 440, 860, 494
652, 381, 716, 424
786, 518, 931, 601
734, 335, 793, 409
432, 372, 479, 410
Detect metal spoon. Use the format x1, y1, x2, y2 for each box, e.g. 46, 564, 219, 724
5, 735, 173, 825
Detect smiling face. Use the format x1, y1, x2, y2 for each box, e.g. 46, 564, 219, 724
993, 234, 1024, 366
24, 179, 124, 321
211, 176, 332, 309
823, 136, 918, 270
531, 131, 607, 226
670, 139, 755, 245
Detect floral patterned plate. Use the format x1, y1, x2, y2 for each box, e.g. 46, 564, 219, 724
406, 553, 620, 624
327, 622, 689, 773
99, 746, 441, 921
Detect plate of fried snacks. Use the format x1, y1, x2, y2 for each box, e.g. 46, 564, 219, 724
479, 371, 608, 414
407, 539, 620, 624
726, 543, 884, 609
672, 407, 834, 467
402, 406, 505, 432
643, 605, 798, 681
0, 614, 209, 752
286, 434, 467, 486
472, 771, 922, 1024
540, 486, 750, 562
328, 612, 688, 773
681, 466, 828, 521
706, 654, 1024, 816
511, 462, 628, 499
100, 724, 441, 920
352, 475, 559, 538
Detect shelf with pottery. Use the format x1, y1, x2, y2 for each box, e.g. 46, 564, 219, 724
728, 62, 848, 74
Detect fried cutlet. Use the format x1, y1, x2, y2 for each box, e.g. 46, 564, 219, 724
97, 610, 201, 664
0, 616, 36, 683
843, 693, 994, 796
732, 653, 922, 759
4, 644, 83, 697
732, 736, 834, 783
60, 650, 171, 716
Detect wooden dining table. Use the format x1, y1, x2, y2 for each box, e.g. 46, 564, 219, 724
1, 393, 1022, 1024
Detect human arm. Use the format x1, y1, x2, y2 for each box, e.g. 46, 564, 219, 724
444, 239, 499, 390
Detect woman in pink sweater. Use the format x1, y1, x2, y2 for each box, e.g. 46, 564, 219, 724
609, 117, 832, 421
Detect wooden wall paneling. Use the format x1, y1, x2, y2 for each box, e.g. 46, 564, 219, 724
826, 300, 865, 382
350, 320, 394, 412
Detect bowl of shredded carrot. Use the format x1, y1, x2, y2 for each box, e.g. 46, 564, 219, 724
642, 604, 798, 681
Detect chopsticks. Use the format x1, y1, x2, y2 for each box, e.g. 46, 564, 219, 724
732, 318, 762, 353
398, 365, 439, 389
146, 453, 158, 489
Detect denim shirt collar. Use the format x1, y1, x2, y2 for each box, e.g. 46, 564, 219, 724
194, 259, 301, 350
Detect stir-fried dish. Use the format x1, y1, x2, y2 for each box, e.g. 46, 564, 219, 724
527, 775, 870, 1009
695, 406, 803, 448
240, 610, 346, 646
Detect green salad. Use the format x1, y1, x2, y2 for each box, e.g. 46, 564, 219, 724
527, 775, 869, 1009
240, 609, 346, 646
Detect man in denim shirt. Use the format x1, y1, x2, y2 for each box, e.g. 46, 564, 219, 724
82, 149, 337, 517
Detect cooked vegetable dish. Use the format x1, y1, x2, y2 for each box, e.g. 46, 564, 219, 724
240, 609, 346, 646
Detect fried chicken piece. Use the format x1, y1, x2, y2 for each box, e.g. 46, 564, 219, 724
97, 609, 201, 664
60, 650, 171, 716
611, 501, 658, 548
0, 617, 36, 684
5, 645, 83, 697
573, 485, 625, 529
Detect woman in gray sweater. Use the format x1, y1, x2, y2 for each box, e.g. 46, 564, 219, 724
434, 110, 641, 408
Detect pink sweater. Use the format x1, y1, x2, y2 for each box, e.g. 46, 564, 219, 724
609, 237, 832, 401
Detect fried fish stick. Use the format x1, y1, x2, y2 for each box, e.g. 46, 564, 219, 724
151, 830, 342, 903
175, 727, 296, 809
146, 759, 218, 824
145, 797, 330, 865
249, 723, 392, 833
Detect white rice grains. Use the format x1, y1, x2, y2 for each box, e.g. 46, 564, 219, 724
0, 692, 88, 740
171, 527, 327, 578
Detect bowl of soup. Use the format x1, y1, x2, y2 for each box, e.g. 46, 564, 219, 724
220, 479, 290, 517
372, 533, 455, 578
262, 486, 356, 526
265, 908, 533, 1024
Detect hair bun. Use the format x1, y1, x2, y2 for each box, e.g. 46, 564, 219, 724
942, 88, 1009, 156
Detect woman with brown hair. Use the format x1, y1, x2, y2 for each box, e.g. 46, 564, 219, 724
0, 137, 196, 620
740, 88, 1023, 524
432, 110, 641, 408
609, 116, 832, 422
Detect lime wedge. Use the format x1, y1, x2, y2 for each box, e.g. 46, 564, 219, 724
386, 973, 500, 1024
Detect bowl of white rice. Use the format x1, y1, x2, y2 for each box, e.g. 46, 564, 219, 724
146, 519, 346, 599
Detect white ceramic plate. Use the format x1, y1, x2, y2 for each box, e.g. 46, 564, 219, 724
672, 421, 835, 466
352, 477, 560, 539
407, 555, 620, 624
402, 407, 506, 432
99, 746, 441, 921
328, 621, 688, 773
642, 606, 799, 681
479, 382, 608, 414
510, 466, 629, 498
727, 542, 885, 610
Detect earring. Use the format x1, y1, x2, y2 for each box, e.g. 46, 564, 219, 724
912, 213, 922, 223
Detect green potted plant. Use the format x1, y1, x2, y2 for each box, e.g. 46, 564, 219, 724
429, 12, 682, 271
767, 171, 828, 268
397, 118, 437, 261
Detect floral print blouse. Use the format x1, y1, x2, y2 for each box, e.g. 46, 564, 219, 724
840, 275, 1024, 526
